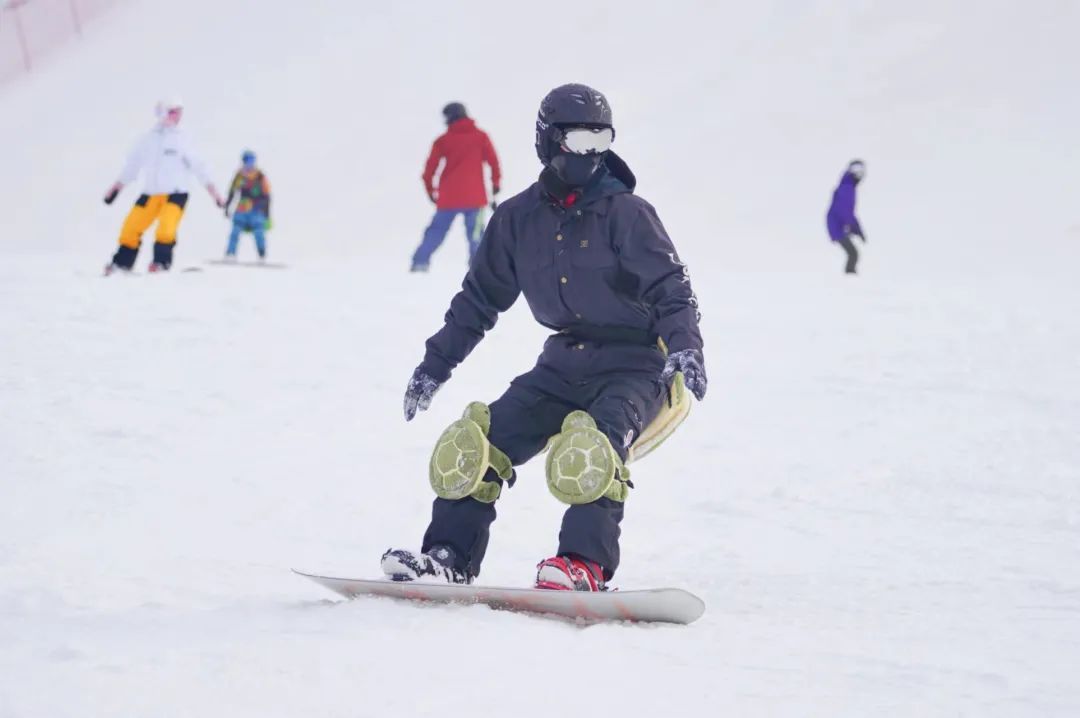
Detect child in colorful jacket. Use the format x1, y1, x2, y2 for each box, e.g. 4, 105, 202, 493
223, 150, 271, 260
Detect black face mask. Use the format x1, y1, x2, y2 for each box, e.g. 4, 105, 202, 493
549, 151, 605, 187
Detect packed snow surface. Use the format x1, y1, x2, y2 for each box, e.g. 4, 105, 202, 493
2, 1, 1078, 716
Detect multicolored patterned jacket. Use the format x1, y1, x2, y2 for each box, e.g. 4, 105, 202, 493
227, 169, 271, 216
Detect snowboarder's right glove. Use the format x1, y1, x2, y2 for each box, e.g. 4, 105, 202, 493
103, 183, 122, 205
660, 349, 707, 401
404, 368, 442, 421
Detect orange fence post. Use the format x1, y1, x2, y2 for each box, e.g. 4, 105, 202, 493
7, 0, 33, 71
68, 0, 82, 36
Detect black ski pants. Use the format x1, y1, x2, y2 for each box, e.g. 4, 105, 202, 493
421, 336, 667, 580
838, 234, 859, 274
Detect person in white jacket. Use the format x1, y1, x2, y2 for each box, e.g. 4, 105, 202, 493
103, 98, 224, 274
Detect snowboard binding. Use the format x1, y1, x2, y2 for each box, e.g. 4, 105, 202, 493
381, 547, 471, 585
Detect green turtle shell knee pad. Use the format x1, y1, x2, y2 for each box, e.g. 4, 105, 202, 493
545, 411, 631, 505
429, 402, 513, 504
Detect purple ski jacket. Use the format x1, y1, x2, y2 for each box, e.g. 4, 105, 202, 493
826, 172, 862, 241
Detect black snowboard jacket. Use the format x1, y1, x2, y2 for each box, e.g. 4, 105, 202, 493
419, 152, 703, 382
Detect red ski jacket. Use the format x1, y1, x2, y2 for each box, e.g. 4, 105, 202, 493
423, 118, 501, 210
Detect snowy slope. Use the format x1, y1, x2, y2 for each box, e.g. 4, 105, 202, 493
2, 1, 1080, 716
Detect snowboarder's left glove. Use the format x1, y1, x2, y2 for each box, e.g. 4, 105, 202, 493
660, 349, 707, 401
404, 368, 442, 421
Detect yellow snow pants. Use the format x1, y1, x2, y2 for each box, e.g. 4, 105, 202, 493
118, 193, 188, 248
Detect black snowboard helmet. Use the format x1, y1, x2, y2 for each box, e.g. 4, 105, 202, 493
535, 83, 614, 167
442, 102, 468, 125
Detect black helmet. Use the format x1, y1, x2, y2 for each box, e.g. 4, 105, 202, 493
442, 102, 467, 125
535, 83, 614, 166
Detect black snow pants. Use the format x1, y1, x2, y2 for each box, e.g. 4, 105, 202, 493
838, 234, 859, 274
421, 334, 667, 580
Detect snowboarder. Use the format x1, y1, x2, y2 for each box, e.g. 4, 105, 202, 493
410, 102, 501, 272
223, 149, 272, 261
102, 98, 224, 274
385, 83, 707, 592
826, 159, 867, 274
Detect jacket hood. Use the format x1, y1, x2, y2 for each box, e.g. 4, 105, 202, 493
602, 151, 636, 192
447, 118, 478, 133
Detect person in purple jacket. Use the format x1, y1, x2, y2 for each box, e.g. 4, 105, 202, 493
382, 84, 707, 592
826, 160, 867, 274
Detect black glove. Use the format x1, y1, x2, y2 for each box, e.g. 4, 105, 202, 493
857, 232, 867, 244
103, 188, 119, 205
403, 367, 442, 421
490, 200, 499, 211
660, 349, 707, 401
223, 205, 231, 218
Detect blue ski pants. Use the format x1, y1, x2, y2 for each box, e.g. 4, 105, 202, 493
228, 211, 267, 257
411, 208, 483, 267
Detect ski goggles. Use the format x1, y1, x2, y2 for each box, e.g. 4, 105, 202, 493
558, 126, 614, 154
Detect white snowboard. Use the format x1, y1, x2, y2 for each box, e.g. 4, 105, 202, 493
205, 259, 287, 269
294, 570, 705, 625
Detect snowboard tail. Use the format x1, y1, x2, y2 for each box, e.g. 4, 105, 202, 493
206, 259, 287, 269
294, 570, 705, 625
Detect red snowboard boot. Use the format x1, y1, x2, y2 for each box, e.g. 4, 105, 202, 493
535, 555, 606, 591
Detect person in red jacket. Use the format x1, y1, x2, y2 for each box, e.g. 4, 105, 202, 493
410, 103, 501, 272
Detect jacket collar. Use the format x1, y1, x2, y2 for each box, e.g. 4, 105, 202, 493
537, 151, 635, 215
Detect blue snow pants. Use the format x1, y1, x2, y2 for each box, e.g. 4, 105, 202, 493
227, 211, 267, 257
411, 208, 483, 268
421, 336, 668, 580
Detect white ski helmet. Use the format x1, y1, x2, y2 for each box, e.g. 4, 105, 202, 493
155, 96, 184, 119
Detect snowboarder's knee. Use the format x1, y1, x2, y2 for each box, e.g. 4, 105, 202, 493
545, 411, 631, 505
429, 402, 514, 504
